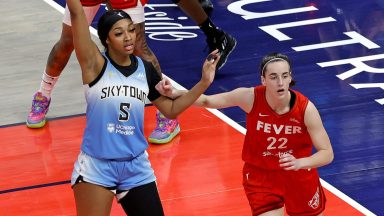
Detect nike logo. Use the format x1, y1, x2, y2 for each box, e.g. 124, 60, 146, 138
259, 113, 269, 117
289, 118, 300, 124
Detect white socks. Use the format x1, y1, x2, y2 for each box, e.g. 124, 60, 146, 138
39, 71, 59, 99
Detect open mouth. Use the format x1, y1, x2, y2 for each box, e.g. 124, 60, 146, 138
124, 44, 133, 51
277, 89, 284, 93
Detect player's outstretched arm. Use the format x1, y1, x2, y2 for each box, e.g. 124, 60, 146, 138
152, 50, 220, 119
66, 0, 104, 84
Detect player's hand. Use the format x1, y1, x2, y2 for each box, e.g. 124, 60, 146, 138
201, 49, 220, 85
155, 77, 174, 98
279, 153, 302, 171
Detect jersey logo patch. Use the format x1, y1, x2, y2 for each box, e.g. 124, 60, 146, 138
107, 123, 115, 133
137, 72, 145, 80
289, 118, 300, 124
308, 187, 320, 209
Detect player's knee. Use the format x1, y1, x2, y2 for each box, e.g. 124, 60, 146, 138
58, 25, 75, 48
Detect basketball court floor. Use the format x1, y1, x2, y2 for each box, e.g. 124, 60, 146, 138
0, 0, 383, 215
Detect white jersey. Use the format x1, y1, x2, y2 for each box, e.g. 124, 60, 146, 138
81, 54, 157, 160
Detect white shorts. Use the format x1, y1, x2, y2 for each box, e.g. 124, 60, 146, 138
62, 1, 145, 26
63, 4, 101, 26
122, 0, 145, 24
71, 151, 156, 200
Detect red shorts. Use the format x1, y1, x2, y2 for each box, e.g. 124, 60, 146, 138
242, 163, 326, 216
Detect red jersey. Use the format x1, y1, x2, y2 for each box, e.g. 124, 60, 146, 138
80, 0, 148, 8
242, 86, 312, 170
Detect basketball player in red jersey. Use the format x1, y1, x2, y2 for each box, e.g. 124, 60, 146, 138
164, 52, 333, 215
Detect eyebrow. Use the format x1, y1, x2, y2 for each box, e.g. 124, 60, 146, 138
268, 71, 289, 76
112, 23, 134, 30
112, 26, 124, 31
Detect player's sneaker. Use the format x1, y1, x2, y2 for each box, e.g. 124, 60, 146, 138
26, 92, 51, 128
148, 110, 180, 144
207, 29, 237, 70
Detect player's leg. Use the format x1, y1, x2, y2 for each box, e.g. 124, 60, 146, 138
71, 151, 117, 216
173, 0, 236, 70
119, 182, 164, 216
134, 21, 162, 74
243, 163, 285, 216
73, 182, 115, 216
26, 4, 100, 128
122, 2, 181, 144
284, 170, 326, 216
199, 0, 213, 16
116, 151, 163, 215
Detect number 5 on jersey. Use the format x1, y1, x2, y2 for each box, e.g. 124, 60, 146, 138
119, 103, 131, 121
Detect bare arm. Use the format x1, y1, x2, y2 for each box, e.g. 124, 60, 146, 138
155, 77, 188, 99
302, 101, 334, 168
280, 101, 334, 170
155, 79, 255, 113
194, 87, 255, 113
66, 0, 104, 84
151, 50, 220, 119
